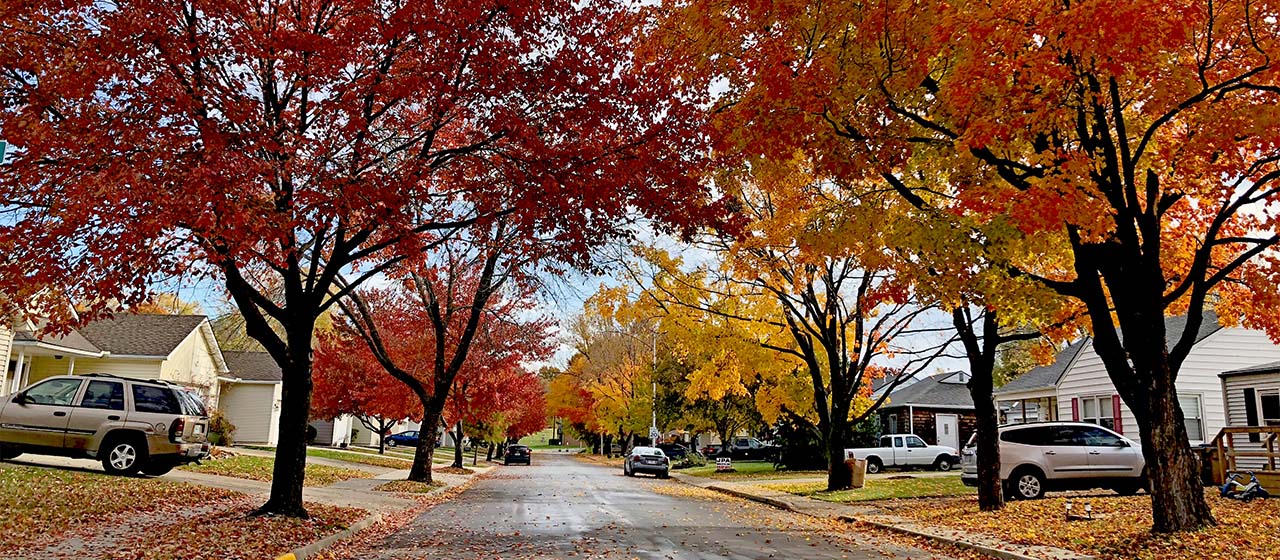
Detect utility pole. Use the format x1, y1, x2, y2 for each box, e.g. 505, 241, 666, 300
649, 327, 660, 444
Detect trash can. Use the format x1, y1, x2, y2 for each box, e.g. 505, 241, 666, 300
846, 458, 867, 488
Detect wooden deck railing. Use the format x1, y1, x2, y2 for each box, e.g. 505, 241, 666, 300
1208, 426, 1280, 485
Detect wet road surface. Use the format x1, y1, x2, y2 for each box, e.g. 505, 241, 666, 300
356, 453, 956, 560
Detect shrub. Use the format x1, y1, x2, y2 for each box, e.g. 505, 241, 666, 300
673, 453, 707, 469
208, 408, 237, 447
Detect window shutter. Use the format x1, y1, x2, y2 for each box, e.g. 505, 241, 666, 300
1112, 394, 1123, 435
1245, 388, 1260, 443
1071, 397, 1080, 421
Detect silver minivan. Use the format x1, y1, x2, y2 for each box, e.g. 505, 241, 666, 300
961, 422, 1146, 499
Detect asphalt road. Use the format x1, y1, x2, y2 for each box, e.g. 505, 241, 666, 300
356, 453, 955, 560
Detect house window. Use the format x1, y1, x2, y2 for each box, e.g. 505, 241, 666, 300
1080, 395, 1116, 430
1260, 391, 1280, 427
1179, 394, 1204, 441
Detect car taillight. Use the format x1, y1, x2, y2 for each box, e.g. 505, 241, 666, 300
170, 418, 186, 442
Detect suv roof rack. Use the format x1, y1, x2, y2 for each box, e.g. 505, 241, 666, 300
79, 373, 182, 388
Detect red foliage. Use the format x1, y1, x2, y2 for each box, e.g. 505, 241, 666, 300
311, 331, 422, 426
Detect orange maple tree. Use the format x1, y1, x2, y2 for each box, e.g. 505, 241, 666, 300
312, 331, 423, 454
655, 0, 1280, 532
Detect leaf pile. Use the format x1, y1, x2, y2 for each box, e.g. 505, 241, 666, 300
889, 491, 1280, 559
104, 502, 366, 560
180, 455, 372, 486
433, 466, 475, 475
0, 464, 240, 555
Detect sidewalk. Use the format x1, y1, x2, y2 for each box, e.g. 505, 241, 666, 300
670, 472, 1094, 560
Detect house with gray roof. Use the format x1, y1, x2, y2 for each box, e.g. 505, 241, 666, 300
878, 371, 976, 450
218, 351, 284, 445
994, 310, 1280, 446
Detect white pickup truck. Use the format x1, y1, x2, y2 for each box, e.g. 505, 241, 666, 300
845, 434, 960, 474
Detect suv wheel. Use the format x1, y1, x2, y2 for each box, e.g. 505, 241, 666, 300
1011, 468, 1046, 500
101, 435, 148, 475
0, 444, 21, 461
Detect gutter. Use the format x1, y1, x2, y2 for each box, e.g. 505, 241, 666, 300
217, 376, 282, 385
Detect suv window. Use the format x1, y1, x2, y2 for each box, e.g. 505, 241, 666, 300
1001, 426, 1049, 445
735, 438, 748, 447
1049, 426, 1087, 446
175, 388, 207, 416
24, 378, 83, 406
80, 381, 125, 411
1078, 426, 1124, 447
132, 384, 180, 414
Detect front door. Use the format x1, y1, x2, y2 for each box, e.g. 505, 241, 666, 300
1042, 425, 1092, 479
1078, 426, 1142, 477
936, 414, 959, 449
0, 378, 84, 448
904, 435, 932, 466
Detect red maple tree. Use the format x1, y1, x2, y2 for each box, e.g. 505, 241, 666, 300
0, 0, 726, 516
312, 331, 422, 454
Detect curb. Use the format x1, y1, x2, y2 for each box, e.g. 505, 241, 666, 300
275, 512, 383, 560
836, 515, 1092, 560
685, 479, 1092, 560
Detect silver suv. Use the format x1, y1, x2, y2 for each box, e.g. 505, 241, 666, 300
0, 374, 211, 475
961, 422, 1145, 499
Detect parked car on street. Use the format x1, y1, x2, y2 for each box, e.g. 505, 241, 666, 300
504, 444, 532, 465
0, 374, 211, 476
386, 430, 421, 448
701, 444, 722, 457
845, 434, 959, 474
727, 437, 781, 461
656, 443, 689, 460
960, 422, 1146, 500
624, 446, 670, 478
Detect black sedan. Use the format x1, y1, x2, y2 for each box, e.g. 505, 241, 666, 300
656, 443, 689, 460
504, 444, 532, 465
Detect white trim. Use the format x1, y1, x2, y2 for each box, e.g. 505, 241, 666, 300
197, 320, 231, 374
217, 376, 281, 386
10, 340, 103, 358
101, 354, 167, 360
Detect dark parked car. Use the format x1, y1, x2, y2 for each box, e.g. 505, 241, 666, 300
624, 446, 670, 478
728, 437, 781, 461
504, 444, 532, 465
701, 444, 723, 457
656, 443, 689, 460
386, 430, 420, 448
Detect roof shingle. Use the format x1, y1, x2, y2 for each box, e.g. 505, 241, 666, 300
78, 314, 207, 357
222, 351, 282, 382
883, 372, 974, 408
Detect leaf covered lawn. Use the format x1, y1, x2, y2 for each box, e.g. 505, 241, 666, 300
679, 461, 825, 480
765, 475, 973, 502
375, 479, 445, 493
105, 502, 366, 560
889, 491, 1280, 559
308, 448, 413, 469
0, 464, 241, 555
180, 455, 372, 486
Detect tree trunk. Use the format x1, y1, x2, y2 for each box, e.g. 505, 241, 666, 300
257, 339, 313, 518
955, 308, 1004, 511
452, 422, 464, 468
377, 418, 388, 455
603, 434, 613, 458
825, 404, 853, 490
1143, 376, 1215, 532
408, 407, 441, 483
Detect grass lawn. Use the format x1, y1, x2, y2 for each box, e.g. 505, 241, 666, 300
307, 448, 412, 469
679, 461, 826, 481
884, 491, 1280, 559
180, 455, 372, 486
0, 464, 241, 556
764, 475, 974, 502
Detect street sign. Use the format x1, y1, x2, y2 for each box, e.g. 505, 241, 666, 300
648, 426, 661, 442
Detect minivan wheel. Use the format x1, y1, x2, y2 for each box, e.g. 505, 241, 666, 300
1012, 469, 1046, 500
101, 436, 147, 476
